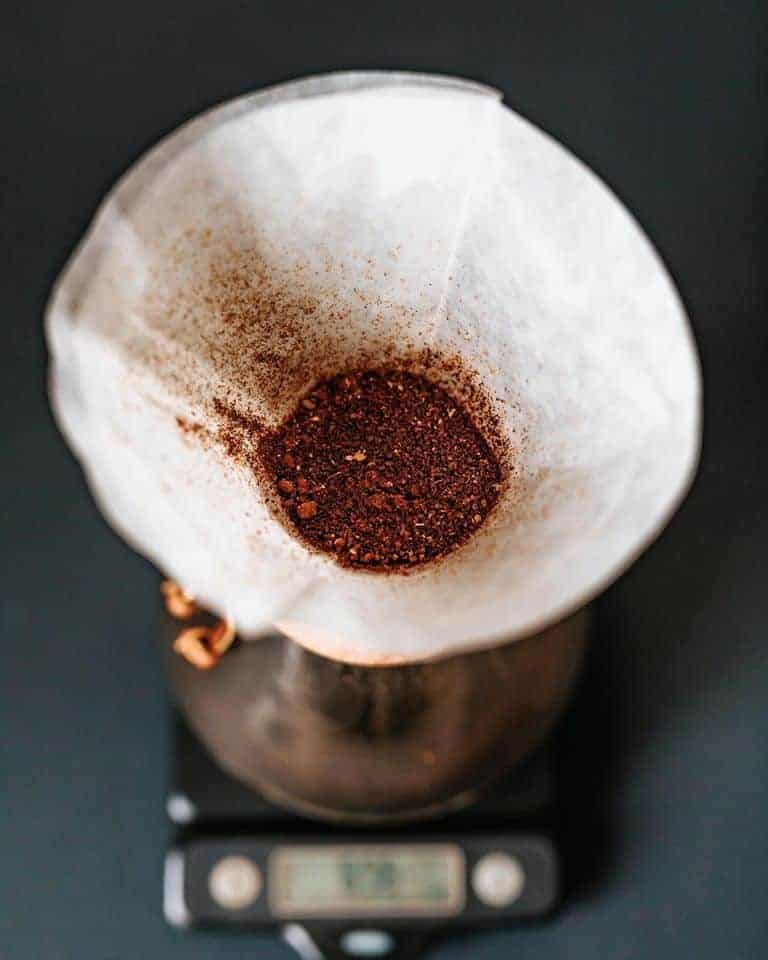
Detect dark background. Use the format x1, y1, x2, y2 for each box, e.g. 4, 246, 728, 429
2, 2, 767, 957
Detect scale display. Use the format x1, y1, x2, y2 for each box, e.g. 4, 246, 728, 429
269, 844, 465, 918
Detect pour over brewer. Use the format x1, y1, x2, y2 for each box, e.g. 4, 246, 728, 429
46, 69, 701, 960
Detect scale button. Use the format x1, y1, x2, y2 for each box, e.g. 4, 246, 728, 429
472, 852, 525, 908
208, 855, 262, 910
340, 930, 395, 957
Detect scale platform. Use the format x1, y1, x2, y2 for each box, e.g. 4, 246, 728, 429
165, 712, 561, 959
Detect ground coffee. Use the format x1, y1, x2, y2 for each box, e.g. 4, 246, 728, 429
258, 369, 502, 570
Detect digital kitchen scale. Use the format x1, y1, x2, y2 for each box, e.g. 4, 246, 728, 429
164, 712, 561, 959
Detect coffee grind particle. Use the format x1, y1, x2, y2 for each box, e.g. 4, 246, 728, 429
259, 370, 502, 569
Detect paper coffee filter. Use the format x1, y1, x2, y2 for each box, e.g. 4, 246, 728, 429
46, 72, 701, 665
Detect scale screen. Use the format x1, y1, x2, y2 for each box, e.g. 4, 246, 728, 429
269, 843, 465, 917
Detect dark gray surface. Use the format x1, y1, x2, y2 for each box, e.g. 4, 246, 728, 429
2, 2, 767, 957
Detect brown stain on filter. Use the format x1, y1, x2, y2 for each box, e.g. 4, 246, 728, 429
159, 241, 521, 570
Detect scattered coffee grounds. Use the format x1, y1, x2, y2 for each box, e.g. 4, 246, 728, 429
259, 370, 502, 569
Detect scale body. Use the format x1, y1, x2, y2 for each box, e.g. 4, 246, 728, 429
165, 714, 563, 959
162, 604, 587, 957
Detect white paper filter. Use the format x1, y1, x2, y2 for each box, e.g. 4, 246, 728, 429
46, 72, 701, 665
